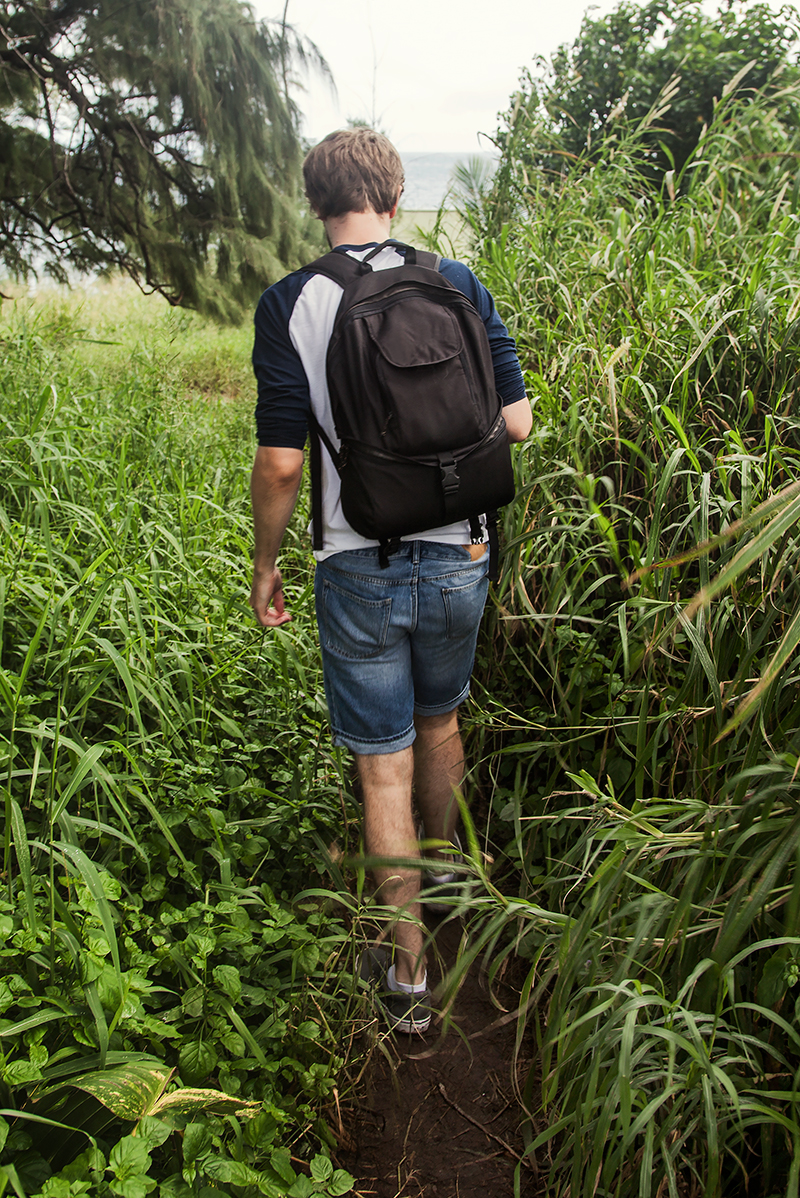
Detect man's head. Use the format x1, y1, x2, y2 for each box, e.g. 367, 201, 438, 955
303, 128, 404, 220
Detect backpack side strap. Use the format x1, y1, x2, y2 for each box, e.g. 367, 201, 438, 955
485, 511, 500, 584
308, 412, 341, 552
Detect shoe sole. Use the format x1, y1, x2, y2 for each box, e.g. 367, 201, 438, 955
380, 989, 432, 1035
387, 1010, 431, 1034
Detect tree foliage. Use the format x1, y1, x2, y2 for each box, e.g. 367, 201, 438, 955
0, 0, 328, 318
501, 0, 800, 179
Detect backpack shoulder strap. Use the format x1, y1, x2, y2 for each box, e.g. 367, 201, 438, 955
303, 249, 366, 288
408, 247, 442, 271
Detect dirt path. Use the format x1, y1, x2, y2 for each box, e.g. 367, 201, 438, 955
339, 919, 541, 1197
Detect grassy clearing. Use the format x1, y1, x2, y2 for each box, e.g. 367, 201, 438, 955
0, 281, 362, 1197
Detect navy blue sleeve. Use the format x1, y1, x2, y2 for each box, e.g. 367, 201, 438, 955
438, 259, 527, 405
252, 272, 311, 449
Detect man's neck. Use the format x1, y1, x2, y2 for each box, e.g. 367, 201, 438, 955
324, 207, 395, 249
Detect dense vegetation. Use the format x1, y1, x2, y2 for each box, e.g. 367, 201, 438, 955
512, 0, 798, 177
5, 3, 800, 1194
447, 44, 800, 1198
0, 293, 359, 1196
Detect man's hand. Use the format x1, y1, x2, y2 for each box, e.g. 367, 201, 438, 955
250, 565, 292, 627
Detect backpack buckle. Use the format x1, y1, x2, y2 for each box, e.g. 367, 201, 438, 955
439, 457, 460, 494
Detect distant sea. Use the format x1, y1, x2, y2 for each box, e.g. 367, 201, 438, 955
400, 151, 498, 210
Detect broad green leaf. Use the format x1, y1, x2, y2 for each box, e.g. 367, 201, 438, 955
219, 1031, 245, 1057
33, 1178, 77, 1197
109, 1135, 151, 1179
309, 1155, 332, 1184
293, 943, 319, 975
212, 965, 241, 1003
181, 1121, 212, 1167
758, 954, 789, 1008
110, 1179, 156, 1198
327, 1170, 355, 1196
177, 1042, 217, 1084
204, 1158, 261, 1186
270, 1148, 296, 1184
3, 1059, 44, 1086
131, 1116, 172, 1151
149, 1089, 259, 1121
156, 1175, 192, 1198
69, 1063, 172, 1120
287, 1177, 315, 1198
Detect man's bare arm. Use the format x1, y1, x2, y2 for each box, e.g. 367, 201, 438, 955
249, 446, 305, 627
503, 397, 533, 443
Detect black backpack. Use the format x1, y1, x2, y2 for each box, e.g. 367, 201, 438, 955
306, 240, 515, 571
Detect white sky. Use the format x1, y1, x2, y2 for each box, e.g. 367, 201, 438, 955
256, 0, 622, 152
255, 0, 793, 153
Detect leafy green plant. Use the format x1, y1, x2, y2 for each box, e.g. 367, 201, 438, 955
0, 287, 359, 1195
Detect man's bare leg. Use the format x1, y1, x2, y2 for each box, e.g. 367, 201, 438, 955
413, 708, 464, 864
356, 746, 425, 986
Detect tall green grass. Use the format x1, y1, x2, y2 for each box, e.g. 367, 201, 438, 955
448, 72, 800, 1197
0, 284, 359, 1196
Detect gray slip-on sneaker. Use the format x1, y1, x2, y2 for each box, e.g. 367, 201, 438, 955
357, 947, 431, 1035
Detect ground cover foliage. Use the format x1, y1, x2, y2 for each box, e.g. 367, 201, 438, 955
449, 48, 800, 1198
0, 285, 356, 1197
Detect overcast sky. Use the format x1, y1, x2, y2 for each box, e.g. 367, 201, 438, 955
255, 0, 621, 152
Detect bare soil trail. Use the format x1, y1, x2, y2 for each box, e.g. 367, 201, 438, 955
339, 919, 542, 1197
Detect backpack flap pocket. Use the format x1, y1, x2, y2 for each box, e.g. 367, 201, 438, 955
365, 300, 462, 367
365, 302, 483, 453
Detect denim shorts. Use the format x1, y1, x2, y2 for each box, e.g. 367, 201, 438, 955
313, 541, 490, 755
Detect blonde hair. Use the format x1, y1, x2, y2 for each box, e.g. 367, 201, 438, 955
303, 128, 404, 219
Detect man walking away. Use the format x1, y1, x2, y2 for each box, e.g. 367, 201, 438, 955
249, 128, 531, 1034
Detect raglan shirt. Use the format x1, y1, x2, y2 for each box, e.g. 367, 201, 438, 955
252, 241, 527, 560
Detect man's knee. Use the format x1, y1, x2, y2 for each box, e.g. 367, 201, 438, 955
415, 708, 459, 732
414, 708, 460, 750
